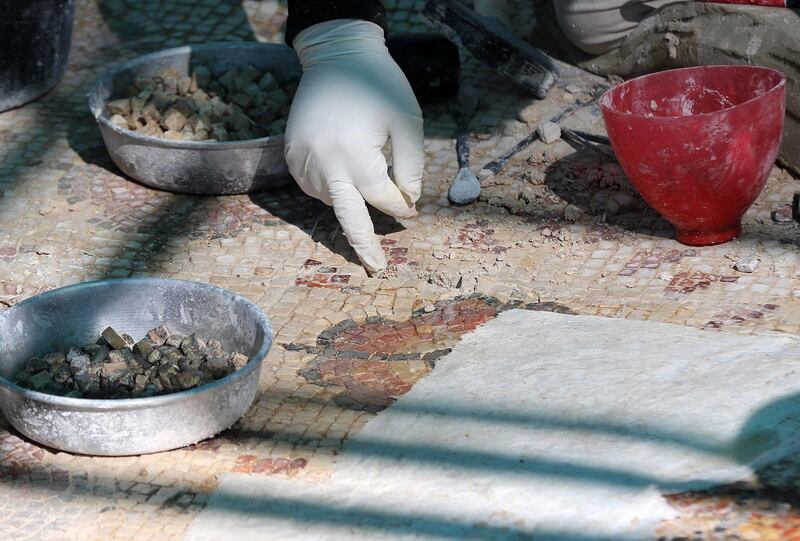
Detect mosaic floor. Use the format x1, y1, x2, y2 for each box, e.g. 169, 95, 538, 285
1, 0, 799, 539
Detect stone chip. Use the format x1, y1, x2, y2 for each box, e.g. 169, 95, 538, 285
14, 324, 251, 399
102, 327, 134, 350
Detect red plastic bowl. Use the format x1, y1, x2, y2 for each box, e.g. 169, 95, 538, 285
600, 65, 785, 246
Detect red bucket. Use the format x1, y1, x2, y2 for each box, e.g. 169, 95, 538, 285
600, 65, 785, 246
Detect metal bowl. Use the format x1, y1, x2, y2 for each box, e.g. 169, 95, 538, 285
0, 278, 273, 456
88, 42, 301, 195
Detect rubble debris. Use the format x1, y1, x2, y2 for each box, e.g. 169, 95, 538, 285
105, 98, 131, 116
517, 103, 540, 124
536, 121, 561, 144
12, 325, 250, 399
109, 114, 128, 129
105, 65, 299, 142
734, 256, 760, 273
147, 324, 170, 346
605, 192, 640, 217
563, 204, 584, 223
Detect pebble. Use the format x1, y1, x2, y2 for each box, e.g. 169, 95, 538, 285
423, 304, 436, 313
605, 192, 639, 216
537, 121, 561, 145
772, 206, 794, 223
109, 114, 128, 128
148, 325, 170, 346
501, 119, 527, 136
734, 256, 760, 273
106, 98, 131, 116
517, 103, 540, 124
101, 327, 133, 350
563, 204, 584, 223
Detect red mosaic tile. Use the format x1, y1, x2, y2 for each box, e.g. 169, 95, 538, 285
619, 249, 697, 277
295, 296, 559, 412
448, 220, 508, 254
231, 454, 307, 476
703, 303, 780, 330
665, 271, 739, 294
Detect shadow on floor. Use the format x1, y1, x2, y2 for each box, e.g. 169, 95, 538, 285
543, 150, 674, 240
5, 385, 800, 538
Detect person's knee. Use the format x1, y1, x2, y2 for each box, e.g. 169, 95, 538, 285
554, 0, 676, 56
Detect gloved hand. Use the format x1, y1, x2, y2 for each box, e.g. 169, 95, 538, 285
285, 19, 425, 274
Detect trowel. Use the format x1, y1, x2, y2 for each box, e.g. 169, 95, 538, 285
447, 87, 481, 205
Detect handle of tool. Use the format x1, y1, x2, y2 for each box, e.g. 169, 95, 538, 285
480, 84, 609, 175
561, 128, 616, 161
701, 0, 794, 6
456, 133, 470, 170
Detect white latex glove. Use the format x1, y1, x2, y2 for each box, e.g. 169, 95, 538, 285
285, 19, 425, 274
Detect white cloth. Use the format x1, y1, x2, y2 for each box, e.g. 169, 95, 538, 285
554, 0, 678, 55
285, 20, 425, 274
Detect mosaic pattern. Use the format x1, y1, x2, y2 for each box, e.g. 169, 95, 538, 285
659, 457, 800, 541
294, 296, 550, 412
703, 303, 780, 331
620, 249, 698, 277
666, 271, 740, 295
295, 259, 357, 290
1, 0, 800, 539
448, 220, 509, 254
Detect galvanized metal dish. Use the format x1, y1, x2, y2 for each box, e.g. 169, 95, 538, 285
88, 42, 301, 195
0, 278, 273, 456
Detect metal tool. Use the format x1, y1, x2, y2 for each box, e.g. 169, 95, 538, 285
480, 85, 610, 176
0, 278, 273, 456
560, 128, 615, 161
421, 0, 559, 99
447, 87, 481, 205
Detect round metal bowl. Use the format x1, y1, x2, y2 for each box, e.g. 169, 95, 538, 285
88, 42, 302, 195
0, 278, 273, 456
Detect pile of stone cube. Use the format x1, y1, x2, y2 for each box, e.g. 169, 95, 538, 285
12, 325, 250, 399
105, 64, 298, 142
